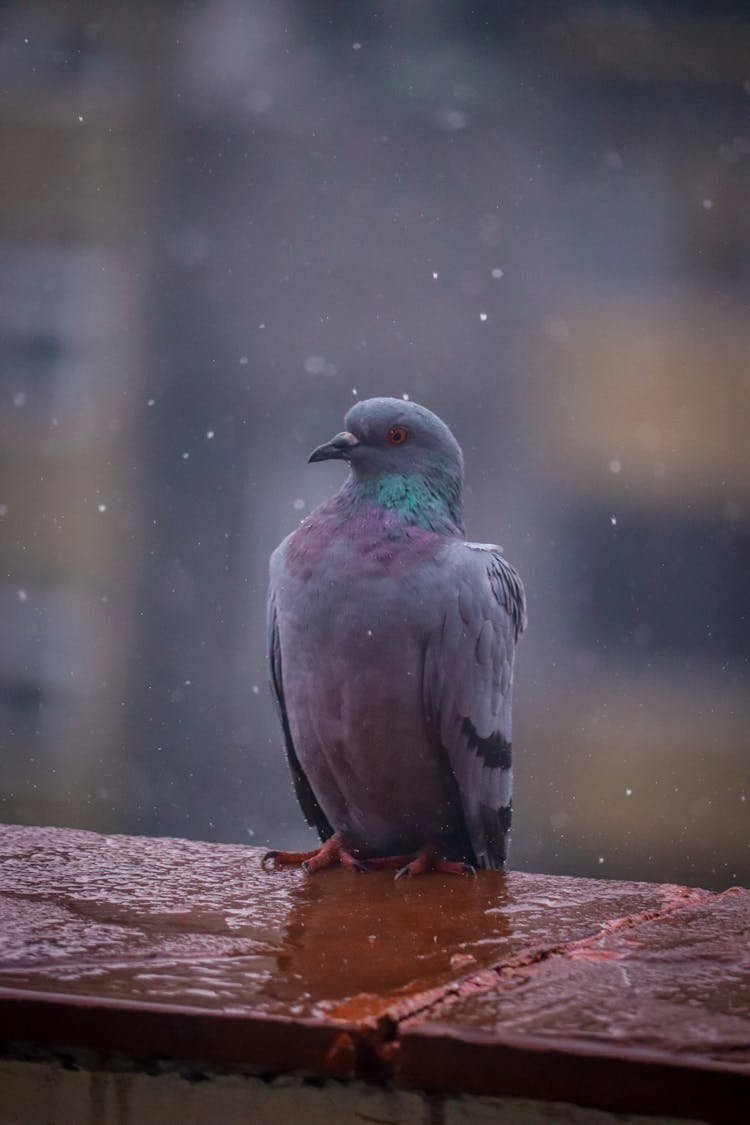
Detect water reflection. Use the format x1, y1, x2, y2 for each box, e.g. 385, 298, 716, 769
0, 824, 683, 1022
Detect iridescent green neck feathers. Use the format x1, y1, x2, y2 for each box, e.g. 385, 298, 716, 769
355, 471, 463, 534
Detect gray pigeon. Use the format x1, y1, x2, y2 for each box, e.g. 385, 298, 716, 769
265, 397, 526, 877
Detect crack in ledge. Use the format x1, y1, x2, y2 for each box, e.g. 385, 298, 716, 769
372, 883, 713, 1066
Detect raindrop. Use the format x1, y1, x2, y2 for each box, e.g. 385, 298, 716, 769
292, 498, 305, 511
304, 355, 337, 376
13, 392, 26, 408
491, 267, 503, 279
609, 459, 622, 474
18, 589, 28, 603
206, 430, 215, 440
436, 107, 471, 131
479, 312, 488, 322
97, 503, 107, 513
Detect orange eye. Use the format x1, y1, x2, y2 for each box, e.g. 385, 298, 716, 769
388, 425, 408, 446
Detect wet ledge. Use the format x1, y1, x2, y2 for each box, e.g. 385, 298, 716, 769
0, 823, 747, 1125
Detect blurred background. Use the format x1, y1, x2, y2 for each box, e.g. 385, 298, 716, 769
1, 1, 748, 891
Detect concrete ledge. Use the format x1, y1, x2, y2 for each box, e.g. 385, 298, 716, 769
0, 823, 748, 1123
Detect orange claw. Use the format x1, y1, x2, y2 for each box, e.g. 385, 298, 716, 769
262, 833, 369, 874
394, 846, 476, 880
262, 837, 475, 879
261, 846, 321, 869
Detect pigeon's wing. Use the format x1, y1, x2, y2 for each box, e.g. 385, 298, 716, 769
425, 543, 526, 869
267, 574, 334, 842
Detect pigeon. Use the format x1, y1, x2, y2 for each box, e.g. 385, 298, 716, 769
265, 397, 526, 878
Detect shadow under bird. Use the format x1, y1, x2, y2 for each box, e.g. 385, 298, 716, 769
265, 397, 526, 878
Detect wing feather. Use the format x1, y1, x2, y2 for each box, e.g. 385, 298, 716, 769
267, 574, 333, 842
427, 542, 526, 869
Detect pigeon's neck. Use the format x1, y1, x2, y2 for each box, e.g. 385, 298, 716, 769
342, 471, 464, 535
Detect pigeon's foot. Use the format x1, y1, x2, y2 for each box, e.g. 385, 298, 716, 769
393, 846, 476, 881
355, 853, 415, 872
262, 833, 369, 874
349, 846, 476, 879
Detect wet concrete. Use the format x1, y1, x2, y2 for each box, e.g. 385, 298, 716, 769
0, 823, 748, 1122
421, 886, 750, 1063
0, 823, 691, 1021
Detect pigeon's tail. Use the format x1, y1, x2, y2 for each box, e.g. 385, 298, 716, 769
477, 800, 512, 869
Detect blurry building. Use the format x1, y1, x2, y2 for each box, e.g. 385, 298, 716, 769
0, 6, 166, 826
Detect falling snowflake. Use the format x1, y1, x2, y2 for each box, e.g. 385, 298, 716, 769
304, 355, 337, 377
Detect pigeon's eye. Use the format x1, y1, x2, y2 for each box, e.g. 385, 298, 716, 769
388, 425, 408, 446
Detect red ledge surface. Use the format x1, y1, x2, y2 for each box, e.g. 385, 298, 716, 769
0, 823, 748, 1122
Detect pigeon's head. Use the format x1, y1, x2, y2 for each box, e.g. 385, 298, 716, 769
309, 397, 463, 481
308, 397, 464, 529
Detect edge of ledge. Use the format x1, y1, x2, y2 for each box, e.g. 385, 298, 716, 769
396, 1023, 750, 1124
0, 988, 367, 1079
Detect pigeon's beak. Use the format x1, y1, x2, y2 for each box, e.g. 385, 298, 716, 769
308, 431, 359, 463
